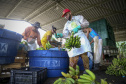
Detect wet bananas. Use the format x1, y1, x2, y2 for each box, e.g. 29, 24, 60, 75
46, 41, 52, 50
53, 78, 75, 84
77, 69, 96, 84
85, 69, 96, 81
101, 79, 108, 84
55, 65, 80, 84
36, 47, 45, 50
106, 57, 126, 76
65, 32, 81, 51
61, 72, 72, 78
69, 65, 80, 76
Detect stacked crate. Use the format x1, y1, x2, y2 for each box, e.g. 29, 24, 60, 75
0, 49, 27, 78
14, 49, 27, 67
10, 67, 47, 84
89, 18, 117, 56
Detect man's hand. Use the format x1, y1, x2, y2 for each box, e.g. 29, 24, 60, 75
72, 25, 81, 34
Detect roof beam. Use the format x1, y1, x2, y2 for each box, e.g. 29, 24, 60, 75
112, 23, 126, 28
69, 0, 117, 19
73, 0, 112, 14
116, 37, 126, 41
42, 0, 112, 27
28, 0, 64, 22
115, 33, 126, 36
71, 0, 124, 14
57, 0, 66, 9
113, 27, 126, 32
115, 34, 126, 38
23, 0, 49, 20
89, 10, 126, 22
6, 0, 22, 18
28, 2, 56, 22
68, 0, 90, 5
114, 31, 126, 34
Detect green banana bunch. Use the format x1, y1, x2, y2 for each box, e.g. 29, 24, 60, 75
66, 78, 75, 84
20, 41, 28, 45
65, 32, 81, 51
101, 79, 108, 84
85, 69, 96, 81
76, 65, 80, 75
77, 69, 96, 84
53, 78, 62, 84
69, 66, 76, 76
36, 47, 45, 50
53, 78, 75, 84
95, 79, 108, 84
46, 41, 52, 50
106, 57, 126, 76
61, 72, 72, 78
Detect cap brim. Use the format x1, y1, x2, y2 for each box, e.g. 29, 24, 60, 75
32, 24, 41, 29
62, 14, 65, 17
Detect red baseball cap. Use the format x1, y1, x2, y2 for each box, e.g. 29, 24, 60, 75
62, 9, 71, 17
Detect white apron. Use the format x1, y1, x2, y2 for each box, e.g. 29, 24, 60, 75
27, 39, 37, 51
93, 36, 102, 63
63, 15, 92, 57
67, 31, 92, 57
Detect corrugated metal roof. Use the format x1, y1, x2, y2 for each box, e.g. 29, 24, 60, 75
0, 0, 126, 41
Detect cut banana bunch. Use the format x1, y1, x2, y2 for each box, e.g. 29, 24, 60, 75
76, 65, 80, 75
101, 79, 108, 84
69, 66, 76, 76
53, 78, 75, 84
65, 32, 81, 51
46, 41, 52, 50
106, 57, 126, 76
69, 65, 80, 77
61, 72, 72, 78
77, 69, 96, 84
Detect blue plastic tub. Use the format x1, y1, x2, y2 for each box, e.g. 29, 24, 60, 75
28, 50, 69, 77
0, 28, 22, 64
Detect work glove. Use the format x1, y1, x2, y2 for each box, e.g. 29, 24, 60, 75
55, 33, 63, 38
72, 25, 81, 34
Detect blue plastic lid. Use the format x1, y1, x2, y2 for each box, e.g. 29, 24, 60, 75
0, 28, 22, 42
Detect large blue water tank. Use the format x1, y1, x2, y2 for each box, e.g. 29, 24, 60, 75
28, 50, 69, 77
0, 29, 22, 64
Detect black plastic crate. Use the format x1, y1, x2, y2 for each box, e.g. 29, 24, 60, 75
10, 67, 47, 84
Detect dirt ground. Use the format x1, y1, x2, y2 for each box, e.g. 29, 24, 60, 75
0, 68, 126, 84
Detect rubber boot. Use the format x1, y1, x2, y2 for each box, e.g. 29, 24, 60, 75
93, 63, 100, 71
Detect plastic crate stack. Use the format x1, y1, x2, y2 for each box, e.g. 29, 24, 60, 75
10, 67, 47, 84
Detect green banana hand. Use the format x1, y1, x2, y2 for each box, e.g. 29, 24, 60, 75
69, 71, 76, 76
85, 69, 96, 81
53, 78, 62, 84
76, 65, 79, 71
69, 66, 76, 73
66, 78, 75, 84
77, 79, 91, 83
80, 75, 93, 81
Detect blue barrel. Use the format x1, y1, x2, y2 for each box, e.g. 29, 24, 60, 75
0, 28, 22, 64
28, 50, 69, 77
77, 52, 93, 71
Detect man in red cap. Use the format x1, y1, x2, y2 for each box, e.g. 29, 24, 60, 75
55, 9, 92, 72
